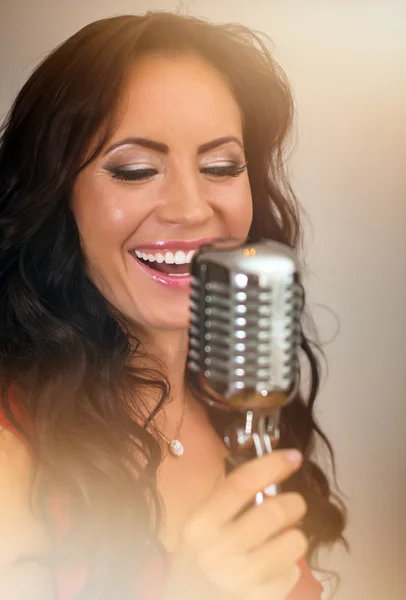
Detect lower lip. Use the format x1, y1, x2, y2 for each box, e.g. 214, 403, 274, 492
130, 253, 192, 290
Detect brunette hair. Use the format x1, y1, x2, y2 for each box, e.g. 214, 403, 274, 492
0, 12, 346, 599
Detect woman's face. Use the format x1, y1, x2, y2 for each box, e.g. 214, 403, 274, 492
72, 54, 253, 332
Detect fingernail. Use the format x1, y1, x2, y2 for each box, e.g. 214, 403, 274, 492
285, 449, 302, 465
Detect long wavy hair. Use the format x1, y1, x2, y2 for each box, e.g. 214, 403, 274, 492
0, 12, 346, 599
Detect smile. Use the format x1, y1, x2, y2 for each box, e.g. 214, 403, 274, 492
133, 249, 195, 276
129, 238, 217, 289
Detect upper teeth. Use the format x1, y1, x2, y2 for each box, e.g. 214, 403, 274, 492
134, 250, 195, 265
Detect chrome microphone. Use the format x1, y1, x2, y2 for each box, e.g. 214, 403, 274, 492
187, 238, 304, 502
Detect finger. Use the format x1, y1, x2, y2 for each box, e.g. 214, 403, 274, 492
193, 450, 302, 529
200, 541, 304, 598
250, 565, 301, 600
197, 552, 302, 598
240, 528, 308, 586
214, 492, 307, 556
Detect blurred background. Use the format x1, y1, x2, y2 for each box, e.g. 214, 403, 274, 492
1, 1, 405, 598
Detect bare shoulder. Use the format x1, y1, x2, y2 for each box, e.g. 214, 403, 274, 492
0, 427, 55, 599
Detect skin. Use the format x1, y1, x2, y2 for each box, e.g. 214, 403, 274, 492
70, 54, 308, 599
72, 54, 252, 330
73, 52, 252, 412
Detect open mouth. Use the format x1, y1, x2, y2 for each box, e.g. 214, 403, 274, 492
132, 249, 195, 277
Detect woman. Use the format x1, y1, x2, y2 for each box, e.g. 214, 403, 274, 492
0, 12, 346, 600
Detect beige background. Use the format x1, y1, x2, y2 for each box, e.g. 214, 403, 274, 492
1, 1, 405, 598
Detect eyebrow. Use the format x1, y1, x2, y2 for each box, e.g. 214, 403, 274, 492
103, 135, 244, 156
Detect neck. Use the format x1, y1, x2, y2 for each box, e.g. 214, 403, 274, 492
134, 327, 190, 426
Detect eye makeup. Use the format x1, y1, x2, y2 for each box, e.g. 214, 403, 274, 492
102, 139, 247, 182
106, 165, 159, 181
199, 163, 247, 178
102, 144, 162, 182
105, 162, 247, 182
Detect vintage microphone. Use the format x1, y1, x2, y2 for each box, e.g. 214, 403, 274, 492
187, 238, 304, 503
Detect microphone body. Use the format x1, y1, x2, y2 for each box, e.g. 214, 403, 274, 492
187, 238, 304, 501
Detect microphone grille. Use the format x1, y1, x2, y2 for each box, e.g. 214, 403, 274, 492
187, 239, 304, 408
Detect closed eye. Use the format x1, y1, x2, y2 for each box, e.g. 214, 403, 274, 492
107, 163, 247, 182
109, 167, 158, 181
200, 164, 247, 178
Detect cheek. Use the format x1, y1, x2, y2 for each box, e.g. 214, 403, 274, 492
72, 180, 140, 305
220, 178, 253, 238
72, 179, 140, 258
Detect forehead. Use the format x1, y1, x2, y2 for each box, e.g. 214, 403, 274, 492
111, 53, 243, 144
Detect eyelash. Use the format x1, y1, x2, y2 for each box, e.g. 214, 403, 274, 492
200, 164, 247, 178
110, 168, 157, 181
109, 163, 247, 181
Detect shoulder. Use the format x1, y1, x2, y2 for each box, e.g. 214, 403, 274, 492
0, 407, 55, 598
0, 388, 48, 559
0, 384, 32, 442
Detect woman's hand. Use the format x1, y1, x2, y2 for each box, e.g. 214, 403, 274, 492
165, 449, 307, 600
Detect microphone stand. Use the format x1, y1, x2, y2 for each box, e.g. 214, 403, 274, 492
218, 376, 300, 504
224, 409, 281, 502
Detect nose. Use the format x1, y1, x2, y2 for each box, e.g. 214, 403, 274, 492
155, 170, 214, 228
